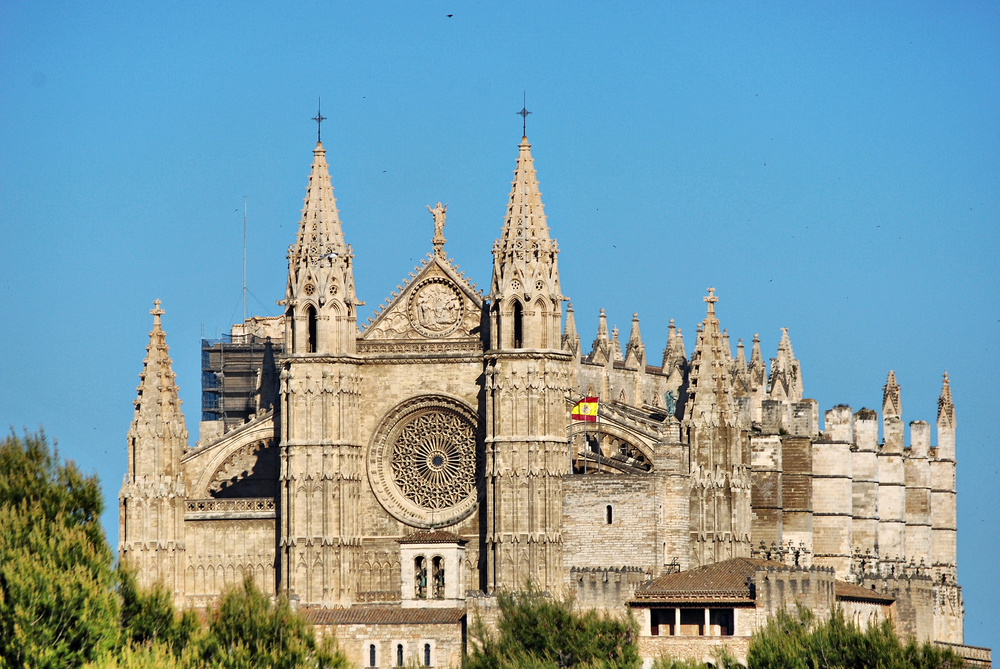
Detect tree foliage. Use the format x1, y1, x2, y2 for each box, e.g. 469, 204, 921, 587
747, 606, 965, 669
194, 577, 349, 669
467, 588, 640, 669
0, 430, 119, 668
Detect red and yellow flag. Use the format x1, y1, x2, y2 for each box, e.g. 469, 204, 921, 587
571, 397, 599, 422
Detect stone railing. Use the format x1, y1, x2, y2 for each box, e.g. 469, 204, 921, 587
185, 497, 276, 520
355, 590, 401, 603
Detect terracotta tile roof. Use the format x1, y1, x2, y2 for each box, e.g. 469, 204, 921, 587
633, 557, 790, 602
303, 606, 466, 625
835, 581, 895, 604
397, 530, 468, 545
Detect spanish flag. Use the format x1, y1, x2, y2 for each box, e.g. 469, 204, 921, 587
571, 397, 599, 422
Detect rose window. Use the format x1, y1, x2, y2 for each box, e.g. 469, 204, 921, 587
368, 396, 480, 528
390, 411, 475, 509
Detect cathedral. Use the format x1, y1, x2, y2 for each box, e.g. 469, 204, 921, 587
119, 126, 976, 665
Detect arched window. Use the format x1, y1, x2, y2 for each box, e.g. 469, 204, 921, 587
306, 305, 318, 353
396, 644, 404, 666
415, 556, 427, 599
606, 505, 613, 524
369, 644, 376, 667
512, 301, 523, 348
424, 643, 431, 667
432, 556, 444, 599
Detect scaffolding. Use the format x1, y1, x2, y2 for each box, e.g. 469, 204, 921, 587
201, 318, 284, 432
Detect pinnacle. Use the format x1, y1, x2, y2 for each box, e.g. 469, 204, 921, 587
498, 136, 551, 252
937, 371, 954, 426
883, 370, 902, 418
291, 141, 346, 266
130, 301, 187, 449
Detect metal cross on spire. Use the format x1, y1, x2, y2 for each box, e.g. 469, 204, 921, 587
312, 98, 327, 143
517, 92, 532, 137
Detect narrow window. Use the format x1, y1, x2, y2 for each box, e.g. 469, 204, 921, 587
424, 643, 431, 666
432, 556, 444, 599
369, 644, 376, 667
306, 306, 318, 353
606, 505, 613, 524
415, 556, 427, 599
513, 302, 523, 348
397, 644, 404, 666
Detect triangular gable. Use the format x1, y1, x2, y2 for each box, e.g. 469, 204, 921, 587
360, 253, 484, 341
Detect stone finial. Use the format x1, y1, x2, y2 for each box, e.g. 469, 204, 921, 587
662, 319, 687, 373
428, 202, 447, 256
611, 326, 623, 362
768, 327, 803, 402
883, 370, 902, 418
625, 312, 646, 368
562, 302, 580, 355
937, 371, 955, 428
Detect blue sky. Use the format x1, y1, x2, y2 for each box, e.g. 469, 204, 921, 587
2, 1, 997, 651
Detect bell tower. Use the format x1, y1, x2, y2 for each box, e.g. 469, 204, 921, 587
485, 132, 572, 592
278, 116, 362, 607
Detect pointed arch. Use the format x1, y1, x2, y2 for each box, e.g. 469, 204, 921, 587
306, 305, 318, 353
512, 300, 523, 348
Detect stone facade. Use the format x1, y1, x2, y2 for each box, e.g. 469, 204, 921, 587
120, 131, 975, 663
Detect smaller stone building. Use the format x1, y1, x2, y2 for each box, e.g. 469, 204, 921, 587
628, 558, 894, 666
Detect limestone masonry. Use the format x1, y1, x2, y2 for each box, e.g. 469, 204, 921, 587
120, 131, 981, 666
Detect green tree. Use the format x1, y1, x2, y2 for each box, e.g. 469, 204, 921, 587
0, 430, 119, 668
467, 588, 640, 669
193, 577, 349, 669
747, 606, 965, 669
117, 565, 197, 656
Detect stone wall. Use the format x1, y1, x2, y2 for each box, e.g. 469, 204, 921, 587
315, 620, 465, 669
562, 473, 661, 571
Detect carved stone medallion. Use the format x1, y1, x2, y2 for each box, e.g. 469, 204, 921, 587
367, 396, 479, 528
407, 277, 464, 337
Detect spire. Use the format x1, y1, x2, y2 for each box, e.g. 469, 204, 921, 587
624, 313, 646, 368
491, 136, 559, 296
883, 370, 901, 418
662, 319, 687, 374
589, 308, 611, 365
291, 141, 346, 265
735, 338, 747, 369
489, 135, 563, 351
684, 289, 736, 423
721, 329, 733, 362
284, 137, 358, 355
749, 334, 764, 375
767, 327, 803, 402
937, 371, 955, 428
611, 325, 623, 362
127, 300, 188, 478
562, 302, 581, 356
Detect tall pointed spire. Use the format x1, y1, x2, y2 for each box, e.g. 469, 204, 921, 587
684, 288, 736, 423
284, 134, 358, 355
120, 300, 188, 596
292, 141, 346, 263
489, 134, 563, 351
937, 371, 955, 429
127, 300, 188, 477
491, 136, 559, 296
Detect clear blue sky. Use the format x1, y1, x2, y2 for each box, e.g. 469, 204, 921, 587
2, 0, 997, 651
